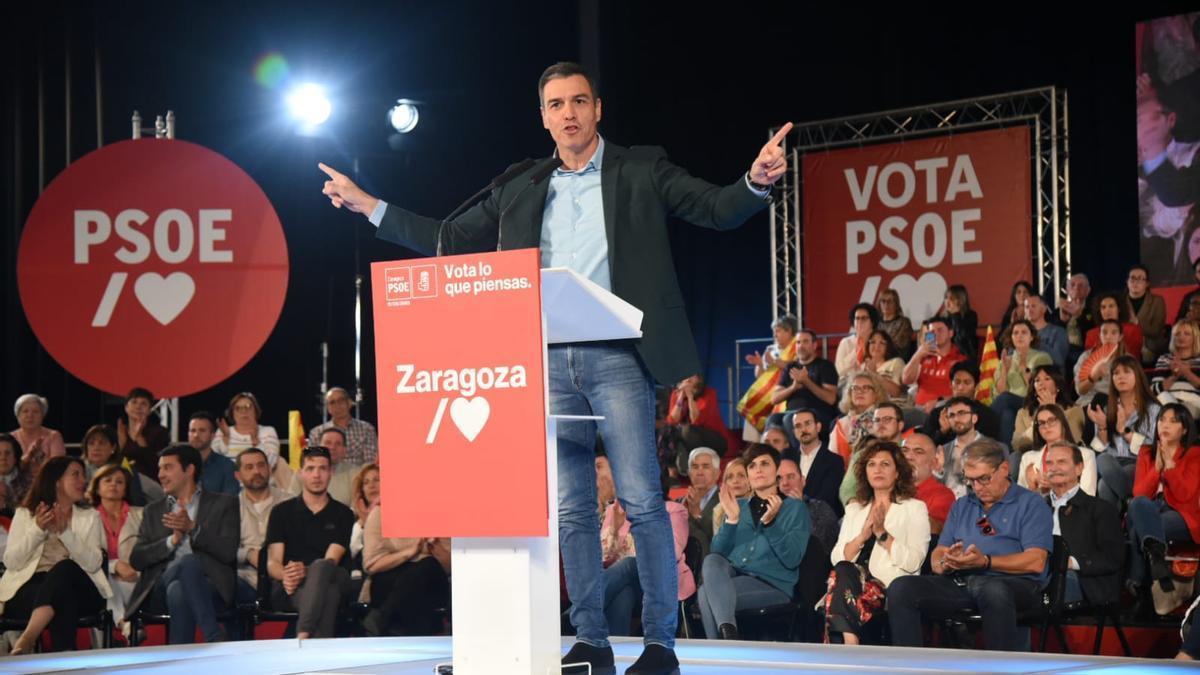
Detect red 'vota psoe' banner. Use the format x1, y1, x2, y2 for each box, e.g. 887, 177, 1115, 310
17, 139, 289, 398
372, 248, 548, 537
801, 126, 1032, 335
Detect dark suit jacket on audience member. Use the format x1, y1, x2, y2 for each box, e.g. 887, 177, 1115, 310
1056, 489, 1124, 606
125, 491, 240, 620
803, 448, 846, 518
677, 492, 719, 559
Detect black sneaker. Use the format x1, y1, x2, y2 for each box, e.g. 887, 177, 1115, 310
562, 642, 615, 675
626, 644, 680, 675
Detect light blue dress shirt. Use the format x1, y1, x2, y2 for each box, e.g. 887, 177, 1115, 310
540, 138, 610, 290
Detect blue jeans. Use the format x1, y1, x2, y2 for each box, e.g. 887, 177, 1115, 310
696, 554, 789, 638
551, 343, 677, 649
1126, 495, 1194, 585
1095, 453, 1136, 506
603, 556, 643, 637
887, 573, 1041, 651
155, 554, 224, 644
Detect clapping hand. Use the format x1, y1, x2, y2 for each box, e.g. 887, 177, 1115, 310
717, 482, 741, 524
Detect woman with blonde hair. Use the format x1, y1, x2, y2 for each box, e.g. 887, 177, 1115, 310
1152, 320, 1200, 417
711, 458, 751, 535
831, 372, 888, 468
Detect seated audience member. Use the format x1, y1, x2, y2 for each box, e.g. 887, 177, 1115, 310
1018, 404, 1098, 496
307, 387, 379, 466
769, 329, 839, 439
1180, 607, 1200, 660
1175, 259, 1200, 325
233, 448, 289, 608
1152, 320, 1200, 417
1024, 293, 1069, 369
745, 314, 798, 379
1083, 291, 1144, 359
697, 444, 810, 640
81, 424, 162, 507
1042, 442, 1124, 606
830, 372, 887, 467
0, 433, 33, 512
118, 388, 169, 483
839, 402, 905, 505
9, 394, 66, 471
677, 447, 720, 558
350, 463, 381, 564
595, 453, 615, 517
711, 458, 750, 536
89, 464, 142, 630
187, 412, 239, 496
835, 304, 881, 377
288, 428, 357, 505
1124, 264, 1167, 362
942, 285, 979, 359
760, 425, 792, 453
0, 457, 110, 654
903, 317, 967, 412
666, 375, 734, 474
1087, 355, 1161, 506
266, 446, 356, 639
990, 320, 1053, 445
603, 474, 693, 637
362, 504, 451, 636
999, 281, 1034, 337
875, 288, 914, 357
1074, 319, 1126, 408
1011, 366, 1084, 455
778, 449, 839, 553
1126, 403, 1200, 605
791, 409, 844, 517
921, 362, 1000, 445
888, 439, 1052, 652
937, 397, 995, 499
127, 445, 239, 644
1058, 273, 1096, 364
850, 330, 906, 399
902, 433, 955, 535
211, 392, 285, 485
825, 441, 929, 645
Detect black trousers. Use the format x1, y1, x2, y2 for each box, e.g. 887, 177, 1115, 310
369, 557, 450, 636
3, 560, 104, 651
887, 573, 1042, 651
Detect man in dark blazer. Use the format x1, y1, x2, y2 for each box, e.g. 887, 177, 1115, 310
676, 447, 722, 559
319, 61, 789, 675
127, 444, 239, 644
1043, 441, 1124, 606
789, 409, 845, 518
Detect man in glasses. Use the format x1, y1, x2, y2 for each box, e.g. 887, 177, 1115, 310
307, 387, 379, 467
921, 362, 1000, 446
888, 438, 1052, 652
937, 397, 1000, 499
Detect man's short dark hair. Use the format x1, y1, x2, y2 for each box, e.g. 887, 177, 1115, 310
873, 401, 904, 421
319, 427, 347, 445
946, 396, 977, 411
849, 303, 880, 328
538, 62, 599, 105
791, 408, 818, 425
949, 360, 980, 384
926, 316, 952, 330
744, 443, 781, 470
0, 432, 19, 462
160, 443, 203, 481
126, 387, 154, 404
189, 411, 217, 431
301, 445, 332, 468
797, 328, 819, 343
236, 447, 268, 469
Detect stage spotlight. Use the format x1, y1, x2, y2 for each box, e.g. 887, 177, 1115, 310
286, 83, 332, 128
388, 100, 420, 134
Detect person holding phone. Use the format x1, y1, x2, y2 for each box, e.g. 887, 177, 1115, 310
902, 317, 967, 413
887, 438, 1052, 652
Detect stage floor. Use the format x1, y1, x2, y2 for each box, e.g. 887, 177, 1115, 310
0, 636, 1191, 674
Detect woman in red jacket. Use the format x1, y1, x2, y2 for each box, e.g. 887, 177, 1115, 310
1127, 402, 1200, 602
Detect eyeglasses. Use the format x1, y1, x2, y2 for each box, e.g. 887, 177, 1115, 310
1034, 417, 1059, 428
850, 385, 873, 393
946, 409, 974, 419
976, 515, 996, 536
1128, 275, 1148, 282
963, 467, 999, 487
872, 416, 898, 425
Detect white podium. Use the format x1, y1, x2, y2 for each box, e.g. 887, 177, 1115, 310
449, 267, 643, 675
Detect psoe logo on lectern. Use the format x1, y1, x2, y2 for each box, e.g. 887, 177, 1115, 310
384, 265, 438, 307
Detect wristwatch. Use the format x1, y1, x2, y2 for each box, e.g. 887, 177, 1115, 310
878, 531, 890, 543
747, 172, 772, 192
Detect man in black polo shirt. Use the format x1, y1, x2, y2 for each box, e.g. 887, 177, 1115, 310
768, 328, 839, 442
265, 445, 355, 639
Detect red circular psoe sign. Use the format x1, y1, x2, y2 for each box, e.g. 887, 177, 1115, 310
18, 139, 289, 398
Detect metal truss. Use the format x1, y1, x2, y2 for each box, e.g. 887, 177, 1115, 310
768, 87, 1071, 322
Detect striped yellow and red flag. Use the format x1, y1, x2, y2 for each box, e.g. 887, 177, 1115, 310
737, 336, 797, 431
975, 325, 1000, 405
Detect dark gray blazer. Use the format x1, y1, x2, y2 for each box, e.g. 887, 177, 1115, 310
125, 490, 239, 620
377, 141, 769, 386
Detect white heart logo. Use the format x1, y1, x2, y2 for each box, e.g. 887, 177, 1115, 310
888, 272, 948, 331
134, 272, 196, 326
450, 396, 490, 442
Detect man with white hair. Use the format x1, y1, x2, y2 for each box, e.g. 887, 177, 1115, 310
306, 387, 378, 466
676, 447, 721, 557
1057, 273, 1095, 362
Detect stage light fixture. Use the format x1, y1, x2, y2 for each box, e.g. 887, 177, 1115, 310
388, 100, 420, 134
286, 83, 332, 128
